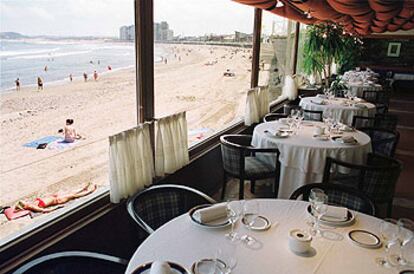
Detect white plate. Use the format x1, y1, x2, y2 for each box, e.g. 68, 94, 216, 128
331, 136, 358, 145
313, 135, 329, 141
132, 261, 190, 274
191, 259, 226, 274
348, 230, 382, 249
307, 205, 355, 227
189, 205, 231, 229
264, 130, 290, 138
241, 214, 272, 231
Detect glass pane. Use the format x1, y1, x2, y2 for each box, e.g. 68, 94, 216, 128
153, 0, 253, 145
258, 11, 296, 103
0, 0, 136, 240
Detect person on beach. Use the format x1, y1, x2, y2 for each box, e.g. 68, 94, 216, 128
62, 119, 81, 143
69, 74, 73, 82
93, 70, 98, 81
107, 65, 112, 71
37, 77, 43, 91
44, 65, 48, 72
164, 58, 167, 64
83, 72, 88, 82
15, 78, 20, 91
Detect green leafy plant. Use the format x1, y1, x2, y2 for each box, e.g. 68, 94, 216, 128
302, 24, 362, 86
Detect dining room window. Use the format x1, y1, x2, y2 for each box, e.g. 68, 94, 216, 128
0, 0, 136, 242
258, 12, 296, 103
153, 0, 254, 145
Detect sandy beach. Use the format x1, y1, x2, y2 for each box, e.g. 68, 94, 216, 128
0, 44, 252, 238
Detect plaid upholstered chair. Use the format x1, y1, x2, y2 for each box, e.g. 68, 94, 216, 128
263, 113, 288, 122
12, 251, 128, 274
127, 184, 216, 234
289, 183, 375, 216
303, 109, 323, 122
359, 127, 400, 157
283, 104, 301, 115
220, 135, 280, 200
376, 104, 388, 114
322, 153, 402, 217
362, 90, 378, 103
352, 114, 398, 131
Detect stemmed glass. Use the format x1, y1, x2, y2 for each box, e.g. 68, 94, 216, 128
376, 218, 400, 268
225, 201, 242, 242
307, 188, 324, 227
322, 110, 332, 134
311, 193, 328, 237
214, 244, 237, 274
395, 218, 414, 266
241, 200, 260, 245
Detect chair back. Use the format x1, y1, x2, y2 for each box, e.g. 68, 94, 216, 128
359, 127, 400, 157
12, 251, 128, 274
303, 109, 323, 122
362, 90, 377, 103
220, 135, 252, 176
290, 183, 375, 215
127, 184, 216, 234
352, 116, 375, 129
263, 113, 288, 122
374, 114, 398, 131
283, 105, 301, 116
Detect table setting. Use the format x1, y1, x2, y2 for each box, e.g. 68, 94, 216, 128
252, 117, 371, 198
341, 69, 382, 98
126, 198, 414, 274
299, 91, 376, 126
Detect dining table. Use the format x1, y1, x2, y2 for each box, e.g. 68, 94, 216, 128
299, 96, 376, 126
126, 199, 396, 274
347, 82, 383, 98
251, 121, 371, 199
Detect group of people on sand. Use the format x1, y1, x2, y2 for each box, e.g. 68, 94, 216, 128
14, 77, 43, 91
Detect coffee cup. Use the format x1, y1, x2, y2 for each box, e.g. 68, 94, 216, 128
289, 229, 312, 254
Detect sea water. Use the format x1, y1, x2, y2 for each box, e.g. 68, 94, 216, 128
0, 39, 165, 92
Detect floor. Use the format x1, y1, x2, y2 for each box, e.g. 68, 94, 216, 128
214, 86, 414, 220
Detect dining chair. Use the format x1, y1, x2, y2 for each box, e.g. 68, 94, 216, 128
352, 114, 398, 131
283, 104, 301, 115
263, 113, 288, 122
127, 184, 216, 234
375, 104, 388, 114
220, 134, 280, 200
362, 90, 377, 103
359, 127, 400, 157
12, 251, 128, 274
303, 109, 323, 122
289, 183, 375, 216
322, 153, 402, 217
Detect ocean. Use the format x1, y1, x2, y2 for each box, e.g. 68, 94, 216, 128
0, 39, 164, 92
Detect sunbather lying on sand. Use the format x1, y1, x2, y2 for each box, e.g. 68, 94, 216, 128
3, 183, 96, 220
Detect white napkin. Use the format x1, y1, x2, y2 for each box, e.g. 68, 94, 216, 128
193, 204, 227, 223
324, 206, 348, 221
338, 135, 356, 144
316, 94, 327, 99
311, 98, 325, 105
150, 261, 172, 274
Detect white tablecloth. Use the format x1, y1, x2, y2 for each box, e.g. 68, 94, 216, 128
126, 200, 393, 274
346, 83, 382, 98
299, 97, 376, 126
251, 121, 371, 198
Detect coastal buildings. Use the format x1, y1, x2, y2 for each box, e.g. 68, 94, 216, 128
154, 21, 174, 41
119, 25, 135, 41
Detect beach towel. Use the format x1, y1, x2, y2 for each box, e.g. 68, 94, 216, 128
47, 140, 77, 150
23, 136, 63, 148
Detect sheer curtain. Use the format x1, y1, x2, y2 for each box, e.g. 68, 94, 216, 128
282, 75, 298, 101
155, 111, 189, 177
109, 123, 154, 203
245, 86, 269, 126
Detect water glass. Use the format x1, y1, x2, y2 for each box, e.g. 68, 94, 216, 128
376, 218, 400, 268
215, 243, 237, 274
225, 201, 242, 242
396, 218, 414, 265
312, 194, 328, 237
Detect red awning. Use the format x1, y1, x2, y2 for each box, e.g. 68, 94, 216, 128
233, 0, 414, 35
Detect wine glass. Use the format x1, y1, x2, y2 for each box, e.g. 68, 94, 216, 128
241, 200, 260, 245
225, 201, 242, 242
395, 218, 414, 266
215, 243, 237, 274
311, 193, 328, 237
376, 218, 400, 268
307, 188, 324, 227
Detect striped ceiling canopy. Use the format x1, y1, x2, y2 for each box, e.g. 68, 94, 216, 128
233, 0, 414, 36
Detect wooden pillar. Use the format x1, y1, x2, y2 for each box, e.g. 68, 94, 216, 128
292, 22, 300, 75
135, 0, 154, 124
251, 8, 262, 88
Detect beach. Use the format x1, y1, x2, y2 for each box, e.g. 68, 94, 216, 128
0, 43, 252, 238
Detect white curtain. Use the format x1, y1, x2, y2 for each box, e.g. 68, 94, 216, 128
109, 123, 154, 203
282, 75, 298, 101
155, 112, 189, 177
245, 86, 269, 126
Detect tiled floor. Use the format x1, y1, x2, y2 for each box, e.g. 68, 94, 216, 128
215, 88, 414, 220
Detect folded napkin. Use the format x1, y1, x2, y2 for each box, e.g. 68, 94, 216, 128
355, 103, 367, 109
324, 206, 348, 221
339, 124, 353, 132
316, 94, 327, 99
338, 135, 356, 144
311, 98, 325, 105
150, 261, 172, 274
193, 204, 227, 223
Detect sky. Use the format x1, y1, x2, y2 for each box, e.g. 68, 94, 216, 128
0, 0, 287, 37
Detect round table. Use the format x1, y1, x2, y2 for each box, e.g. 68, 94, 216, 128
346, 82, 382, 98
299, 97, 376, 126
126, 200, 393, 274
252, 121, 371, 198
